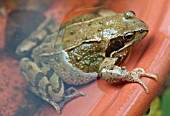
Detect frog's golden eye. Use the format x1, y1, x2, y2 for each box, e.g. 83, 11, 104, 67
123, 32, 135, 41
124, 11, 136, 19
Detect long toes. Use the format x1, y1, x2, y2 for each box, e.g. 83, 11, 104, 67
71, 91, 86, 97
80, 92, 86, 96
134, 68, 145, 72
143, 73, 158, 81
136, 80, 149, 93
140, 82, 149, 94
65, 87, 78, 95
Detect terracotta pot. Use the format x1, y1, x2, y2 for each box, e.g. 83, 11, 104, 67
0, 0, 170, 115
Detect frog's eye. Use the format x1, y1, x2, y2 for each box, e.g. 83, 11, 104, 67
123, 32, 135, 41
124, 11, 136, 19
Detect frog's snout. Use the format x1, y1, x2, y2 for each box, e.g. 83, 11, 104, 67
139, 19, 149, 31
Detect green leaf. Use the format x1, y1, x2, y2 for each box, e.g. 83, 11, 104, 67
147, 97, 162, 116
161, 89, 170, 116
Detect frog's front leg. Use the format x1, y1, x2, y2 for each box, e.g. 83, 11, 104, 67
20, 58, 85, 112
99, 58, 158, 93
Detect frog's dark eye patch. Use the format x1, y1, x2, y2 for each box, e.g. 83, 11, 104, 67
105, 39, 124, 57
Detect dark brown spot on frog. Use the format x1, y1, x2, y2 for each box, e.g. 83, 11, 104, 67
70, 30, 75, 35
97, 28, 102, 31
35, 72, 45, 91
52, 77, 62, 93
46, 68, 55, 80
88, 22, 92, 26
45, 83, 53, 100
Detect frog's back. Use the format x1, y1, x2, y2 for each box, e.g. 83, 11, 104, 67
61, 12, 148, 51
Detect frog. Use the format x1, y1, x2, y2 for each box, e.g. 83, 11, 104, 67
16, 9, 158, 113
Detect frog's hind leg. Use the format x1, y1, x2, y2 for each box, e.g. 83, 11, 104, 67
30, 86, 86, 113
19, 57, 64, 112
20, 57, 86, 112
29, 86, 62, 113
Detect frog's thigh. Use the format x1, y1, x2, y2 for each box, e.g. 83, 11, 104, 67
19, 57, 64, 103
29, 86, 61, 112
98, 9, 117, 17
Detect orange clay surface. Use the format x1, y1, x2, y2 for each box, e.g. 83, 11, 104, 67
0, 0, 170, 116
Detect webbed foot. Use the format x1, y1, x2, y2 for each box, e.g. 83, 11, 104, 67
58, 87, 86, 111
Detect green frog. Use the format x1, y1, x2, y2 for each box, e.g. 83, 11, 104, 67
16, 9, 158, 113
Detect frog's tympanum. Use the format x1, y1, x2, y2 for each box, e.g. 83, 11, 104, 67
16, 10, 158, 113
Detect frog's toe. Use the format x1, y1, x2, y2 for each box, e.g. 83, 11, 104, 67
65, 90, 86, 99
50, 101, 62, 113
130, 68, 159, 93
58, 90, 86, 110
65, 87, 86, 96
65, 87, 78, 94
79, 91, 86, 96
130, 77, 149, 93
145, 73, 158, 81
133, 68, 158, 81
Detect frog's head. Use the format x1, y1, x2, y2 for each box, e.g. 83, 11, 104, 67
105, 11, 148, 57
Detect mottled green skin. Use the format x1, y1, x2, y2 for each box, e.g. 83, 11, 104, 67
67, 42, 104, 72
